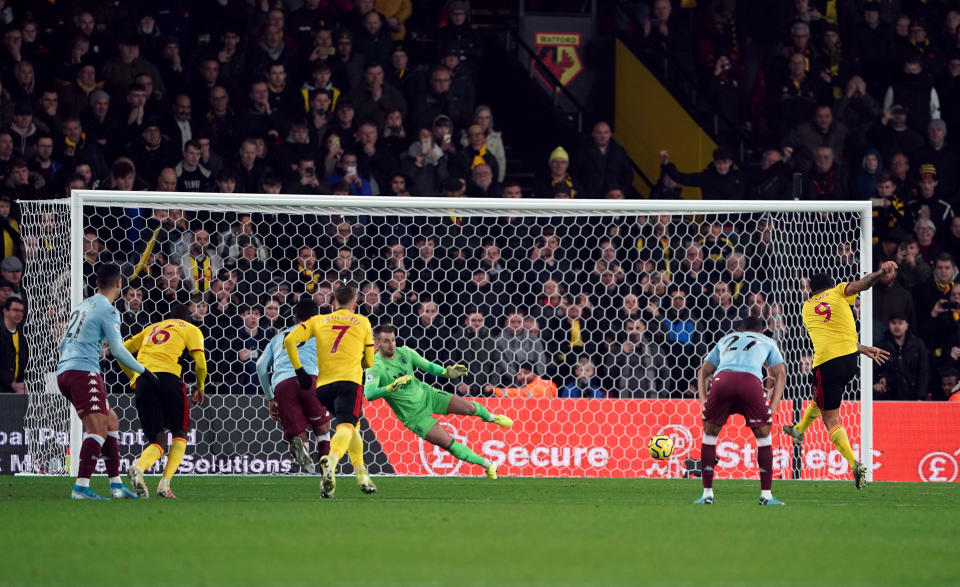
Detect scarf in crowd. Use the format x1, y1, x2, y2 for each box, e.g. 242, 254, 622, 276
550, 174, 576, 198
189, 255, 213, 294
936, 278, 954, 296
470, 143, 487, 169
65, 132, 86, 151
568, 318, 583, 347
299, 264, 320, 293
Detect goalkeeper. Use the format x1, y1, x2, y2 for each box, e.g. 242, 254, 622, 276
365, 324, 513, 478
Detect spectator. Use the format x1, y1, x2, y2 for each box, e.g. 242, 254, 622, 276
359, 282, 389, 325
453, 309, 497, 395
180, 230, 223, 296
285, 155, 329, 195
248, 25, 298, 91
868, 105, 925, 161
101, 35, 165, 105
659, 147, 744, 199
782, 104, 849, 173
873, 261, 917, 338
330, 30, 364, 94
493, 310, 548, 385
907, 164, 953, 235
435, 0, 484, 82
175, 140, 213, 192
411, 64, 470, 131
402, 128, 449, 195
203, 86, 239, 156
28, 133, 62, 193
941, 369, 960, 402
3, 157, 46, 199
233, 304, 270, 394
218, 213, 269, 266
265, 63, 303, 119
408, 297, 452, 364
912, 120, 960, 199
165, 94, 198, 151
917, 252, 957, 332
533, 146, 582, 198
487, 362, 558, 398
852, 149, 884, 200
326, 150, 373, 195
804, 146, 850, 199
559, 358, 604, 398
572, 121, 634, 198
146, 262, 190, 320
117, 286, 151, 337
769, 50, 830, 135
465, 163, 501, 197
8, 102, 39, 160
460, 105, 506, 181
875, 315, 930, 401
356, 120, 398, 193
238, 80, 287, 142
453, 124, 500, 181
883, 54, 941, 135
895, 234, 932, 290
0, 297, 26, 393
59, 118, 108, 180
354, 11, 393, 65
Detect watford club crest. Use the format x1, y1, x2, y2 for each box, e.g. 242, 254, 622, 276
533, 32, 584, 89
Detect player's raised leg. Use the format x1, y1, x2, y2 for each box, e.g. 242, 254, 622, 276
422, 418, 498, 478
446, 394, 513, 428
783, 400, 819, 445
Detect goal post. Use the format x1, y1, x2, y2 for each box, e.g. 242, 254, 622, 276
20, 191, 872, 481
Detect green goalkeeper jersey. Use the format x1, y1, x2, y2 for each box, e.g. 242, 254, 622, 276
364, 346, 446, 421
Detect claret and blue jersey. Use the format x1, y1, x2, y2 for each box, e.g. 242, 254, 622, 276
705, 331, 784, 380
56, 293, 144, 375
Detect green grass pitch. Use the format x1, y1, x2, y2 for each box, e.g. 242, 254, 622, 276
1, 476, 957, 585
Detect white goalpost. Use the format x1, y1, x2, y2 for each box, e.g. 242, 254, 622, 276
18, 192, 872, 481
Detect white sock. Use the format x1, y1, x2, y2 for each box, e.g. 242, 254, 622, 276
84, 433, 105, 446
107, 431, 120, 439
483, 459, 492, 468
318, 432, 330, 441
75, 477, 90, 488
702, 488, 714, 498
109, 476, 122, 484
761, 490, 773, 500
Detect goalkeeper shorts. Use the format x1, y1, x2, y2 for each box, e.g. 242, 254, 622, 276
402, 389, 453, 439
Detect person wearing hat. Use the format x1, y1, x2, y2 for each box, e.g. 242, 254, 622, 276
0, 254, 24, 307
0, 296, 27, 394
532, 146, 583, 198
658, 147, 744, 199
101, 34, 166, 107
436, 1, 483, 77
330, 29, 364, 94
907, 163, 954, 235
9, 102, 39, 160
883, 53, 940, 135
129, 115, 179, 188
912, 118, 960, 198
875, 314, 929, 401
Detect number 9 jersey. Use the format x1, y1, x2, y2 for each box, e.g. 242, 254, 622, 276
284, 308, 374, 386
802, 282, 859, 368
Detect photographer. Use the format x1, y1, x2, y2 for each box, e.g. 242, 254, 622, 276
285, 156, 329, 195
917, 252, 958, 335
325, 150, 372, 195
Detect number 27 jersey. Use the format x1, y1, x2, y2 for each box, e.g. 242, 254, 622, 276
802, 282, 858, 368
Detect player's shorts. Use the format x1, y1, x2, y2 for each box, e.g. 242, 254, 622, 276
57, 370, 109, 418
274, 375, 331, 436
316, 380, 364, 426
812, 352, 858, 411
401, 387, 454, 439
702, 370, 771, 428
135, 372, 190, 439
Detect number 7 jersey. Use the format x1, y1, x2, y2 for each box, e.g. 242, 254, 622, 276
802, 282, 859, 368
284, 308, 374, 386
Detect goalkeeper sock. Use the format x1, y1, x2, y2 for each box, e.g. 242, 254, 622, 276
103, 431, 121, 480
794, 401, 820, 434
701, 435, 717, 490
76, 434, 104, 485
757, 435, 773, 491
471, 402, 494, 422
348, 425, 364, 470
135, 443, 165, 472
329, 423, 354, 464
447, 440, 486, 466
828, 424, 857, 470
162, 437, 187, 481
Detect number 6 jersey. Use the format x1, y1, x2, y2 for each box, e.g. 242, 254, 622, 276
123, 319, 206, 382
802, 282, 859, 367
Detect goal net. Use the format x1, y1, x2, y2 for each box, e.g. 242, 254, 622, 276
19, 193, 872, 480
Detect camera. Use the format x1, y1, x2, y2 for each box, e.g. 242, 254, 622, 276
946, 301, 960, 310
304, 167, 315, 178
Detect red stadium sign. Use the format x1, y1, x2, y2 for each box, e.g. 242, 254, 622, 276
364, 399, 960, 482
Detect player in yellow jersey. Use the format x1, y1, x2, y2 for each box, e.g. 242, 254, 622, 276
284, 285, 374, 498
121, 304, 207, 499
783, 261, 895, 490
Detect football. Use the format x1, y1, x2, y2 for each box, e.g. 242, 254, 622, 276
648, 435, 674, 460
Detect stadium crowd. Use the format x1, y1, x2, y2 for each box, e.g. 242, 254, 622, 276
0, 0, 956, 402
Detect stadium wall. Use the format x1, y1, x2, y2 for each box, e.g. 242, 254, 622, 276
3, 394, 957, 482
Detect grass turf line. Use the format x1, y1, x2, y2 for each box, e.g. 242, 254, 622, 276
1, 477, 957, 586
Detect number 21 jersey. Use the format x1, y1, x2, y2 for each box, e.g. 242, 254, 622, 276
802, 282, 858, 367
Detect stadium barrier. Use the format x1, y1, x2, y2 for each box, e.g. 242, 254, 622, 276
2, 394, 956, 481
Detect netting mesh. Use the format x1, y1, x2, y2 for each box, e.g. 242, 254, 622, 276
20, 200, 72, 474
21, 197, 866, 479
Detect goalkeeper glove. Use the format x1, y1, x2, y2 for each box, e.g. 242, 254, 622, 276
443, 364, 469, 379
140, 369, 159, 386
385, 375, 412, 393
295, 368, 313, 390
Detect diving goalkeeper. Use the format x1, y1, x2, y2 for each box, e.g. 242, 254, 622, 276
365, 324, 513, 478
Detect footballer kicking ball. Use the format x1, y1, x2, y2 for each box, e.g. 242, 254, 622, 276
648, 435, 674, 460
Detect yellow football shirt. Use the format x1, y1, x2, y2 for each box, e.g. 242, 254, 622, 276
124, 319, 206, 381
284, 309, 374, 386
802, 282, 858, 367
